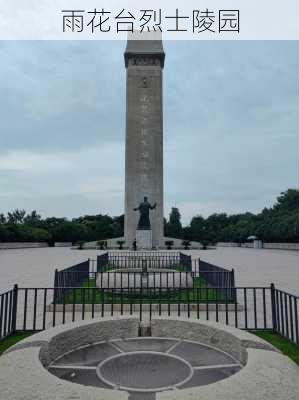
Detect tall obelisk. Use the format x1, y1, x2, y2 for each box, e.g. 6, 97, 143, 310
124, 33, 165, 248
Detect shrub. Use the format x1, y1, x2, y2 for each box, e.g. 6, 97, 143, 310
97, 240, 107, 250
117, 240, 125, 250
165, 240, 174, 250
182, 240, 191, 250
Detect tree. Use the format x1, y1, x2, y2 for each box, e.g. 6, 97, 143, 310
0, 224, 8, 241
182, 226, 192, 241
50, 221, 87, 243
190, 215, 205, 242
165, 207, 182, 238
111, 215, 124, 237
7, 209, 26, 224
24, 210, 42, 226
28, 227, 51, 242
1, 189, 299, 245
274, 189, 299, 213
0, 214, 6, 224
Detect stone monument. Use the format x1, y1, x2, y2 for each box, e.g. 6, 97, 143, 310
124, 32, 165, 248
85, 34, 200, 249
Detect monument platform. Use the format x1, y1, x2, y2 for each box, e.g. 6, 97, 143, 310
136, 229, 152, 249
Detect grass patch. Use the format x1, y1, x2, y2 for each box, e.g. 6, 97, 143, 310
57, 277, 234, 304
251, 331, 299, 365
0, 331, 34, 356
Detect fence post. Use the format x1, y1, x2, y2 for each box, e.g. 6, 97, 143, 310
54, 269, 58, 286
231, 269, 236, 302
188, 255, 192, 272
11, 284, 18, 334
54, 269, 58, 304
270, 283, 277, 333
87, 258, 91, 283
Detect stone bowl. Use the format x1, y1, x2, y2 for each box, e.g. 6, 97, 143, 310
0, 316, 298, 400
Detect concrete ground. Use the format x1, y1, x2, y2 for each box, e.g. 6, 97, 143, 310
1, 247, 298, 344
1, 247, 298, 294
1, 317, 298, 400
186, 247, 299, 295
0, 247, 93, 292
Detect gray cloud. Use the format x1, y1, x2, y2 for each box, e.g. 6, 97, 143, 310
0, 41, 299, 224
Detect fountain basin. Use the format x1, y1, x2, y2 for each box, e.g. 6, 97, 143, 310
1, 317, 298, 400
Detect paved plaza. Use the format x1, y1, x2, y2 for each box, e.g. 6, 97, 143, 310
187, 247, 299, 295
1, 247, 298, 334
1, 247, 298, 294
0, 247, 92, 292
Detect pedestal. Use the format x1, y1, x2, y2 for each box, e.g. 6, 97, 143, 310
136, 230, 152, 250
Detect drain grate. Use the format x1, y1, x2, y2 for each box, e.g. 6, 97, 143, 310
48, 337, 242, 399
97, 351, 193, 391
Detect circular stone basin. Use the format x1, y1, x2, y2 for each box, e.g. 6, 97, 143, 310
97, 351, 193, 391
48, 337, 242, 397
2, 318, 299, 400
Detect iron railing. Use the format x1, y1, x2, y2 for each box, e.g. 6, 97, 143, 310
0, 285, 18, 341
108, 251, 181, 257
272, 285, 299, 346
196, 260, 235, 288
53, 258, 236, 302
1, 284, 298, 345
97, 252, 190, 272
54, 260, 90, 303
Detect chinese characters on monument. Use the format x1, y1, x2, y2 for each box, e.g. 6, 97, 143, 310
61, 8, 240, 34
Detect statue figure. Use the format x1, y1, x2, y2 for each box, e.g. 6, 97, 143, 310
134, 196, 156, 230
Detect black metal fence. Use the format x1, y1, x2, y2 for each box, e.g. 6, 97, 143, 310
196, 260, 235, 288
54, 260, 90, 303
1, 283, 298, 345
4, 256, 296, 345
108, 251, 181, 258
53, 257, 235, 300
0, 285, 18, 341
272, 286, 299, 346
96, 253, 109, 272
180, 253, 192, 271
97, 252, 191, 272
194, 260, 235, 301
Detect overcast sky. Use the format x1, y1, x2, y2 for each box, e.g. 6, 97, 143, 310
0, 41, 298, 224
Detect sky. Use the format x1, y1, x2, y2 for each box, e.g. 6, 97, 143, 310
0, 40, 299, 225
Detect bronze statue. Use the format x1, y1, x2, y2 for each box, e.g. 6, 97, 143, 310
134, 196, 156, 230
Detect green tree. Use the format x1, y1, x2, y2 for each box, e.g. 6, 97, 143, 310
165, 207, 182, 238
24, 210, 42, 226
190, 215, 205, 241
50, 221, 87, 243
274, 189, 299, 213
1, 189, 299, 245
7, 209, 26, 224
0, 214, 6, 224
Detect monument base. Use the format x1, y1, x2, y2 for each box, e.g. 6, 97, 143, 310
136, 230, 152, 250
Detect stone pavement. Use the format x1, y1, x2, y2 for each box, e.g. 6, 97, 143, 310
1, 247, 298, 294
187, 247, 299, 295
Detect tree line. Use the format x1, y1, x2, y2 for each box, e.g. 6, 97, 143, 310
0, 189, 298, 244
166, 189, 299, 244
0, 211, 124, 245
